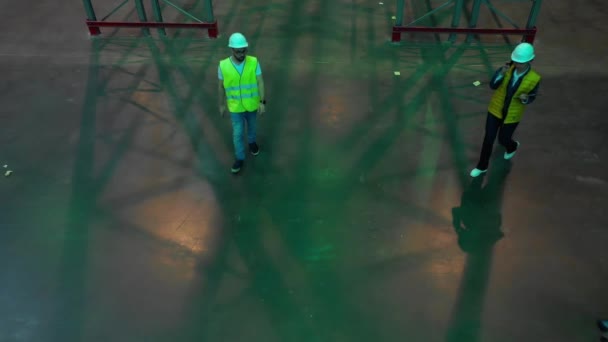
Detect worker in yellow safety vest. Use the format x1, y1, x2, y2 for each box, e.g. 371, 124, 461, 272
470, 42, 541, 177
218, 32, 266, 174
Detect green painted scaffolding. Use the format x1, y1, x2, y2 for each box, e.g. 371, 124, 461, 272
82, 0, 218, 38
392, 0, 543, 43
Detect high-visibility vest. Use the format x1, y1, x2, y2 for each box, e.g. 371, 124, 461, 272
488, 68, 541, 124
219, 56, 260, 113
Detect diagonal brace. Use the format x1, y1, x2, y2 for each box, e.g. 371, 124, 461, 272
161, 0, 205, 23
406, 0, 456, 27
483, 0, 520, 29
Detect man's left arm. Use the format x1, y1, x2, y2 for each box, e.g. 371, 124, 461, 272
256, 62, 265, 113
521, 82, 540, 104
257, 74, 265, 102
256, 62, 265, 101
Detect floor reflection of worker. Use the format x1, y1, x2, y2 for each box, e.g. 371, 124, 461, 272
470, 43, 541, 178
446, 162, 511, 342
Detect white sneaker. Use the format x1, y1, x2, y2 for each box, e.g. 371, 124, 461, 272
470, 168, 487, 177
504, 141, 520, 160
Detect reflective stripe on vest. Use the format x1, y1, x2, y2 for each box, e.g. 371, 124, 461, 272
488, 68, 541, 124
220, 56, 260, 113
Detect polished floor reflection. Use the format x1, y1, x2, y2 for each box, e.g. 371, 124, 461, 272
1, 0, 607, 341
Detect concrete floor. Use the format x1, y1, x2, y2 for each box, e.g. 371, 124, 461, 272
1, 0, 607, 341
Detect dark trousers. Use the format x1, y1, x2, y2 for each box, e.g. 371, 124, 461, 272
476, 112, 519, 170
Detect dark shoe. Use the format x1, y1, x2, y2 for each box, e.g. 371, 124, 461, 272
249, 142, 260, 156
231, 160, 243, 173
598, 320, 608, 332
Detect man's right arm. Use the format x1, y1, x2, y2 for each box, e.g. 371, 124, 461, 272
218, 66, 225, 107
218, 81, 225, 107
489, 68, 505, 90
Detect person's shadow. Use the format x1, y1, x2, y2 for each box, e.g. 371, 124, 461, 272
452, 161, 511, 253
445, 161, 512, 342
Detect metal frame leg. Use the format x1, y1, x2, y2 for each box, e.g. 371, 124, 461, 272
393, 0, 406, 42
396, 0, 405, 26
465, 0, 484, 42
524, 0, 542, 43
134, 0, 151, 36
204, 0, 218, 38
449, 0, 464, 42
204, 0, 215, 23
82, 0, 101, 35
390, 0, 542, 44
151, 0, 167, 36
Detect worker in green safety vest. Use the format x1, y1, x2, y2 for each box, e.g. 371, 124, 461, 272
470, 42, 541, 178
218, 32, 266, 174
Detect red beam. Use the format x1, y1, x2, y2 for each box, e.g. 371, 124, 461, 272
86, 20, 219, 38
392, 26, 537, 43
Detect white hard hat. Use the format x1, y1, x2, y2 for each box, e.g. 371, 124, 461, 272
228, 32, 248, 49
511, 42, 535, 63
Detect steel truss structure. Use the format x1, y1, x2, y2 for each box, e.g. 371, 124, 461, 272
82, 0, 218, 38
392, 0, 542, 43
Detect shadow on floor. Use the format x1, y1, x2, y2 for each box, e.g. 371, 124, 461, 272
446, 160, 511, 342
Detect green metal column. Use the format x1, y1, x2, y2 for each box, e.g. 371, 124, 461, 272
82, 0, 97, 20
151, 0, 167, 35
396, 0, 405, 27
204, 0, 215, 23
526, 0, 542, 29
468, 0, 483, 28
449, 0, 464, 42
465, 0, 484, 42
135, 0, 151, 36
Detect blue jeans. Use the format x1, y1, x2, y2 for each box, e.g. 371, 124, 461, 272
230, 111, 257, 160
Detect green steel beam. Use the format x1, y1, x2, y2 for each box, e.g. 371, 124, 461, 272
100, 0, 130, 21
526, 0, 542, 29
406, 0, 454, 27
449, 0, 464, 42
483, 0, 520, 28
396, 0, 405, 27
151, 0, 167, 35
468, 0, 484, 28
204, 0, 215, 23
83, 0, 219, 36
161, 0, 204, 23
465, 0, 484, 42
82, 0, 97, 21
134, 0, 150, 36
